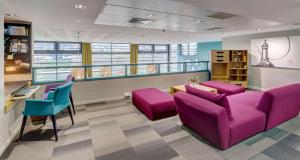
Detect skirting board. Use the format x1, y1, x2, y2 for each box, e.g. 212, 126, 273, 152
248, 85, 266, 91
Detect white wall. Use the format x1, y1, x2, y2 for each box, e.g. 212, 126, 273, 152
71, 72, 209, 104
0, 1, 34, 156
223, 30, 300, 90
0, 0, 9, 155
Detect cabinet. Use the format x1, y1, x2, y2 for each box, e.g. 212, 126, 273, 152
211, 50, 248, 88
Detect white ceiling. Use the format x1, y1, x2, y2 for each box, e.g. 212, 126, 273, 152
4, 0, 300, 43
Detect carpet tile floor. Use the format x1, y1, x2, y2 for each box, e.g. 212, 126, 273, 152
1, 99, 300, 160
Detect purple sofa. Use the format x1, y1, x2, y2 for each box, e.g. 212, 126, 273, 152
174, 84, 300, 149
132, 88, 177, 120
200, 81, 245, 95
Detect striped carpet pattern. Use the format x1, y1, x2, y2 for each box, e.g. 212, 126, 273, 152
1, 99, 300, 160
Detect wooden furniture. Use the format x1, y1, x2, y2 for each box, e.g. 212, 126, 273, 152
211, 50, 248, 88
170, 84, 218, 95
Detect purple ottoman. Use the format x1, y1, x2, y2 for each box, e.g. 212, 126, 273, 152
200, 81, 245, 95
132, 88, 177, 120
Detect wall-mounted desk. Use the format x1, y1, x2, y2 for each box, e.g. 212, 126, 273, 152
5, 85, 41, 113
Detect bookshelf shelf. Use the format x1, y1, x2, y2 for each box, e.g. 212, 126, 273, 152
211, 50, 248, 88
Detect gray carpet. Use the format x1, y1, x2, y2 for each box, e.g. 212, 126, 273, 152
1, 99, 300, 160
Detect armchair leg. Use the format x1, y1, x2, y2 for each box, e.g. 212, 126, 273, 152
50, 115, 58, 141
43, 116, 47, 125
67, 106, 74, 125
69, 92, 76, 115
19, 116, 28, 141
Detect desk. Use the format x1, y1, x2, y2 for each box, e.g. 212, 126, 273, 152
5, 85, 41, 113
170, 84, 218, 95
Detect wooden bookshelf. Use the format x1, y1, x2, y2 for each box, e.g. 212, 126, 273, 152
211, 50, 248, 88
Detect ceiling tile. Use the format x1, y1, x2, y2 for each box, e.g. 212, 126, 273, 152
133, 10, 169, 20
102, 5, 139, 17
146, 0, 191, 14
96, 13, 129, 23
106, 0, 155, 9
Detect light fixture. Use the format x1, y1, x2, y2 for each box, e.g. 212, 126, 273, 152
148, 14, 154, 18
100, 67, 112, 77
196, 20, 201, 23
146, 65, 156, 74
5, 13, 16, 17
75, 4, 87, 9
75, 19, 81, 23
72, 68, 85, 80
256, 28, 261, 31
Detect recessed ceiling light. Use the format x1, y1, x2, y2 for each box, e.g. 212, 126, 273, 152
75, 19, 81, 23
5, 13, 16, 17
75, 4, 87, 9
256, 28, 261, 31
196, 20, 201, 23
147, 14, 154, 18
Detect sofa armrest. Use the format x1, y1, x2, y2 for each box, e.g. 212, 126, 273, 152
174, 92, 230, 150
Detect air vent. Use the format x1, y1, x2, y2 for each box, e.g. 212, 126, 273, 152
207, 12, 236, 19
128, 18, 154, 25
206, 27, 224, 31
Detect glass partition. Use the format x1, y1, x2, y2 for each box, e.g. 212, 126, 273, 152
32, 61, 209, 84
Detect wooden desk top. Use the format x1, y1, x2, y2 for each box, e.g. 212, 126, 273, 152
171, 84, 217, 94
5, 85, 41, 113
11, 85, 41, 100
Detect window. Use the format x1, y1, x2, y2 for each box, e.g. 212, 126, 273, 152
91, 43, 111, 53
139, 44, 153, 52
92, 43, 130, 77
137, 44, 169, 74
92, 43, 130, 65
33, 41, 82, 82
169, 44, 178, 62
34, 42, 55, 50
180, 43, 197, 56
169, 44, 182, 72
59, 42, 81, 51
138, 44, 168, 64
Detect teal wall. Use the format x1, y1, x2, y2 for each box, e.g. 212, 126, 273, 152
177, 41, 222, 62
198, 41, 222, 61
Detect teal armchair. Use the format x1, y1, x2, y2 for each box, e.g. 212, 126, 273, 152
19, 82, 74, 141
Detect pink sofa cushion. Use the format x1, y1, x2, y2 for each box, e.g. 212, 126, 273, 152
186, 85, 233, 121
200, 81, 245, 95
132, 88, 177, 120
228, 104, 266, 146
227, 91, 264, 109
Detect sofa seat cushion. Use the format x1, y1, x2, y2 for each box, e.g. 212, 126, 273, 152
228, 102, 266, 146
227, 91, 264, 109
200, 81, 245, 95
132, 88, 177, 120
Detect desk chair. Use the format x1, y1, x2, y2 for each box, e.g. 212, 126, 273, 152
19, 82, 74, 141
43, 74, 76, 114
